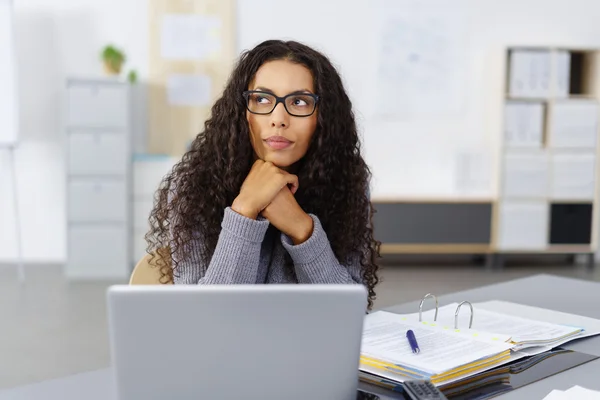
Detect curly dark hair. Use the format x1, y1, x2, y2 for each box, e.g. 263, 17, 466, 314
145, 39, 381, 309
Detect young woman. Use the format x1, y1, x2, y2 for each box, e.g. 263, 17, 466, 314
146, 39, 380, 309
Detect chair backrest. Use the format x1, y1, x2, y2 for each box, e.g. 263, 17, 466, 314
129, 250, 173, 285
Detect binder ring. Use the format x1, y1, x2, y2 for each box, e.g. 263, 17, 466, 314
419, 293, 439, 322
455, 301, 474, 329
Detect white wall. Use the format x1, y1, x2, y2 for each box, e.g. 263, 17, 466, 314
3, 0, 600, 263
0, 0, 148, 263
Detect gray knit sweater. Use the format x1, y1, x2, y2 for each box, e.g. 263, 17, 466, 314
172, 207, 363, 285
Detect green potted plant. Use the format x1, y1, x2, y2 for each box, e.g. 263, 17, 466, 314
101, 45, 126, 75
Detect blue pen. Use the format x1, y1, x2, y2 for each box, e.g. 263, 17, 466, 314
406, 330, 420, 354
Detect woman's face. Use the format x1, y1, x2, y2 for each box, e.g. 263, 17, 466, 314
246, 60, 318, 170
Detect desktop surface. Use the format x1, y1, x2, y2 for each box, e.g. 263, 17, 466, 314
2, 275, 600, 400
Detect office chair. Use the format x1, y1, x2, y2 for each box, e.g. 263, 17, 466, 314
129, 249, 173, 285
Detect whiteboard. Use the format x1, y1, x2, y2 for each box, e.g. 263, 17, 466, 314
237, 0, 476, 199
0, 0, 18, 147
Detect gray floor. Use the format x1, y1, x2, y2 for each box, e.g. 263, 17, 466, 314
1, 261, 599, 390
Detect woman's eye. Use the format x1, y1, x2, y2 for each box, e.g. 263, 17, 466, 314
292, 97, 308, 106
251, 94, 272, 104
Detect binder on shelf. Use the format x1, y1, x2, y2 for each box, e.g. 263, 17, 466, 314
503, 101, 544, 148
508, 50, 552, 98
359, 295, 600, 389
554, 50, 571, 98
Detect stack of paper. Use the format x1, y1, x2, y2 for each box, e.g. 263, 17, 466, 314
544, 386, 600, 399
359, 312, 513, 387
399, 301, 600, 355
359, 300, 600, 390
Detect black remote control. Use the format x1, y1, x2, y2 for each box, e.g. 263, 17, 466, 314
403, 380, 448, 400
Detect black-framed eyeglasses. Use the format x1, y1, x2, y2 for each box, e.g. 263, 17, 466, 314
242, 90, 319, 117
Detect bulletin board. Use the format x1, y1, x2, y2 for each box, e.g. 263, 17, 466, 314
147, 0, 236, 156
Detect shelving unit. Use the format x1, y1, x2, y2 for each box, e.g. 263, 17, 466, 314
65, 78, 132, 279
373, 47, 600, 270
492, 47, 600, 268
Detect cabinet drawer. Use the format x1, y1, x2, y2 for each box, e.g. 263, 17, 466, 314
67, 225, 129, 279
67, 83, 129, 127
68, 180, 127, 222
372, 202, 492, 244
68, 132, 128, 175
550, 203, 593, 245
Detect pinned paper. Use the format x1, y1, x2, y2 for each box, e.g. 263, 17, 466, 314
160, 14, 222, 60
167, 74, 212, 107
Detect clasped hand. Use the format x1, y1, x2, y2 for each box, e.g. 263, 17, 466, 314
231, 160, 314, 244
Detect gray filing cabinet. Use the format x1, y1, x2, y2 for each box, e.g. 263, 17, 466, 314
65, 78, 131, 279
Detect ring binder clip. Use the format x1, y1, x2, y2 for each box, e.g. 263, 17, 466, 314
455, 301, 474, 329
419, 293, 439, 322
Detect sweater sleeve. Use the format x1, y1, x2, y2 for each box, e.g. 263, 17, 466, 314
280, 214, 363, 284
171, 207, 270, 284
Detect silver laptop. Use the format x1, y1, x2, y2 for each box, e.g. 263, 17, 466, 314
106, 284, 368, 400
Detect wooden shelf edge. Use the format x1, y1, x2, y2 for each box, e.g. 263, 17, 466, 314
372, 198, 494, 204
379, 244, 492, 254
493, 245, 594, 254
379, 244, 595, 254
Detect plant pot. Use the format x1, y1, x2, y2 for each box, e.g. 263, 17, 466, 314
103, 61, 123, 75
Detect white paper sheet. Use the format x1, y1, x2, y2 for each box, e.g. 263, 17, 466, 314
476, 301, 600, 339
360, 350, 527, 387
414, 303, 582, 346
161, 14, 222, 60
454, 149, 493, 195
543, 386, 600, 400
167, 74, 212, 106
543, 389, 567, 400
564, 386, 600, 399
373, 0, 468, 116
361, 311, 512, 376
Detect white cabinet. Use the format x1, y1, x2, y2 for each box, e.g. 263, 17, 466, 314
65, 78, 131, 280
132, 155, 177, 264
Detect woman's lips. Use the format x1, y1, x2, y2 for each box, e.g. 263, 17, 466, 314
264, 136, 293, 150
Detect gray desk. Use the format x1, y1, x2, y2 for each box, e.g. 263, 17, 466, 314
2, 274, 599, 400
